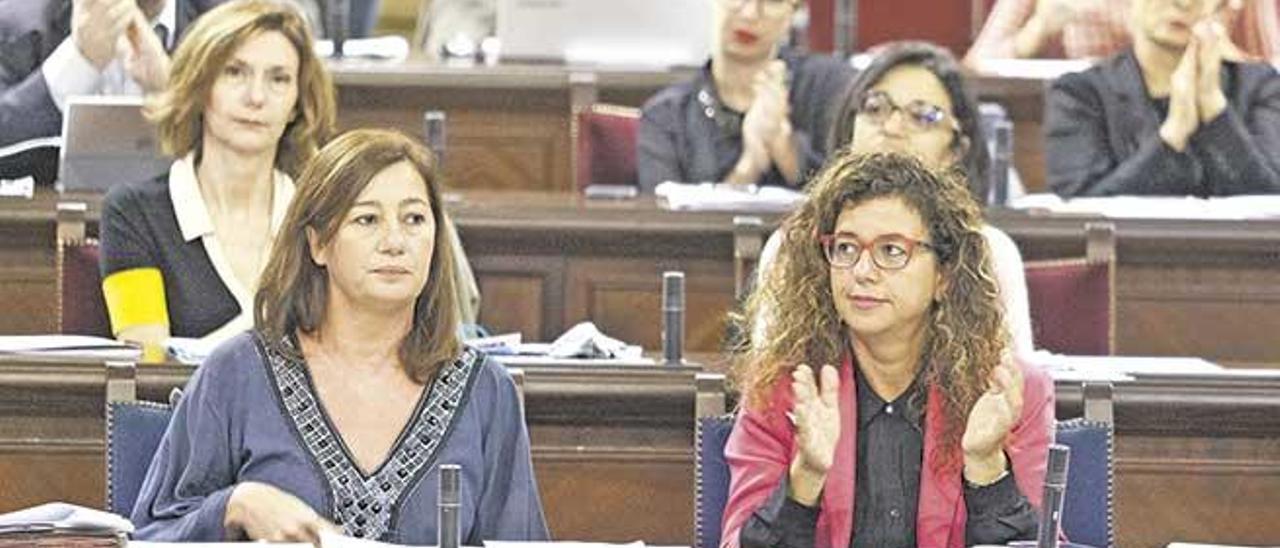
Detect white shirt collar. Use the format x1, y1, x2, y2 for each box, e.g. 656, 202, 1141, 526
157, 0, 177, 49
168, 153, 295, 243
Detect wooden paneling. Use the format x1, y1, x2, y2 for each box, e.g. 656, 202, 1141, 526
471, 254, 566, 341
5, 190, 1280, 363
3, 358, 1280, 546
337, 86, 570, 192
533, 453, 692, 543
1115, 436, 1280, 547
565, 258, 736, 353
0, 452, 103, 511
0, 222, 57, 334
329, 64, 690, 193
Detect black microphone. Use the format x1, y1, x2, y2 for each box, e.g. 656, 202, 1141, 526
662, 271, 685, 366
423, 110, 447, 171
991, 119, 1012, 207
326, 0, 349, 58
438, 464, 461, 548
1036, 444, 1070, 548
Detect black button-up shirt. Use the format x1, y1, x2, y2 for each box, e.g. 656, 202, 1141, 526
637, 48, 855, 193
851, 367, 924, 548
739, 365, 1039, 548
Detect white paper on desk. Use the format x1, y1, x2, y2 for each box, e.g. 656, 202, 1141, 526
1166, 544, 1262, 548
318, 530, 415, 547
316, 36, 410, 60
167, 337, 222, 365
0, 502, 133, 534
1034, 351, 1222, 378
131, 540, 311, 545
655, 181, 804, 212
466, 332, 523, 355
0, 335, 141, 360
969, 58, 1094, 79
486, 542, 647, 548
546, 322, 643, 359
1009, 193, 1280, 220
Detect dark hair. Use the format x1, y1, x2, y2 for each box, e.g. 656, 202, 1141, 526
255, 129, 461, 384
828, 41, 990, 202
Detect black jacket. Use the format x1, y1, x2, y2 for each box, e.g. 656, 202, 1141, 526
1045, 49, 1280, 197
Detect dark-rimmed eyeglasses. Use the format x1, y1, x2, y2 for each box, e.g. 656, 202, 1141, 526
819, 232, 935, 270
858, 90, 958, 133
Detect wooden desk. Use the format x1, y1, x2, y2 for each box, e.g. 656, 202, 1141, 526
2, 190, 1279, 363
1, 356, 1277, 546
329, 60, 690, 193
327, 61, 1057, 192
0, 355, 702, 543
972, 72, 1050, 192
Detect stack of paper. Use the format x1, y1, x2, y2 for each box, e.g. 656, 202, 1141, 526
316, 36, 411, 61
656, 182, 804, 212
0, 335, 140, 360
0, 502, 131, 547
1009, 193, 1280, 220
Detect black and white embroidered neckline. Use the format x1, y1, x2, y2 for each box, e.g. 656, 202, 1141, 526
262, 337, 482, 541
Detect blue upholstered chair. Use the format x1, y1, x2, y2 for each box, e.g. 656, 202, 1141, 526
1055, 418, 1116, 548
105, 400, 175, 516
695, 414, 735, 548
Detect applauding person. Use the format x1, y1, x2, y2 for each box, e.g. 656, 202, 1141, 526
1045, 0, 1280, 196
638, 0, 853, 191
723, 153, 1054, 547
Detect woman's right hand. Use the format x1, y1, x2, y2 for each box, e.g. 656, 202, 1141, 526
787, 363, 840, 507
224, 481, 337, 545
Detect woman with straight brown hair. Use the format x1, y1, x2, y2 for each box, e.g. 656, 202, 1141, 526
130, 129, 549, 544
99, 0, 337, 356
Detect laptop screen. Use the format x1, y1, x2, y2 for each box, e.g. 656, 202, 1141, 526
58, 95, 170, 194
496, 0, 713, 67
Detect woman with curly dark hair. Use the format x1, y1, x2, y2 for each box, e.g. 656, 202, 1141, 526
722, 152, 1054, 547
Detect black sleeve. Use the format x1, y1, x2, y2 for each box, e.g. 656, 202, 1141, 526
99, 182, 160, 278
963, 469, 1039, 546
790, 55, 855, 183
739, 474, 820, 548
1044, 71, 1203, 197
637, 94, 687, 194
1192, 65, 1280, 196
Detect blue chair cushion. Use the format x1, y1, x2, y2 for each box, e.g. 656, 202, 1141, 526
696, 415, 735, 548
106, 401, 175, 517
1055, 418, 1115, 548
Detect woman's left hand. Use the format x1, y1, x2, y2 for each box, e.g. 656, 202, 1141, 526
961, 357, 1024, 483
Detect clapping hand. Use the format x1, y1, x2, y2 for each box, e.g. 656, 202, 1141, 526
961, 357, 1023, 485
1193, 21, 1227, 123
73, 0, 136, 68
729, 61, 790, 184
787, 363, 840, 506
1031, 0, 1096, 36
118, 9, 170, 93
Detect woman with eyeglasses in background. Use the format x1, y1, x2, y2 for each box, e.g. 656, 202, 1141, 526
755, 42, 1033, 359
835, 41, 1033, 359
723, 152, 1052, 547
636, 0, 854, 193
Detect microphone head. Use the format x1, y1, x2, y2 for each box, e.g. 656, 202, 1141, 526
1045, 444, 1070, 487
662, 271, 685, 309
439, 463, 461, 504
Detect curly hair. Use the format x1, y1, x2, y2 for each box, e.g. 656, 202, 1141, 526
732, 151, 1008, 469
145, 0, 336, 178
